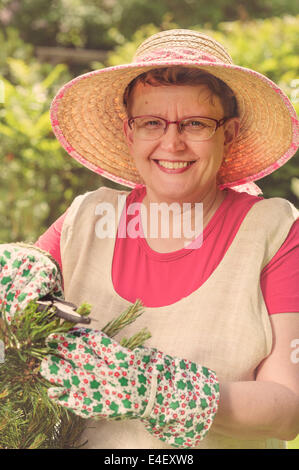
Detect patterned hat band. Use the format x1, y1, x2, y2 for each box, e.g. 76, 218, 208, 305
134, 48, 226, 64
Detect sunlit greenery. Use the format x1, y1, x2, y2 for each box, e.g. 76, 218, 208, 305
1, 0, 298, 48
0, 5, 298, 245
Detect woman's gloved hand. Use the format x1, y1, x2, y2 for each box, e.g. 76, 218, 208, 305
0, 243, 63, 322
40, 327, 219, 447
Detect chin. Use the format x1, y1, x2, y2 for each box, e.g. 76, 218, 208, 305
154, 187, 194, 203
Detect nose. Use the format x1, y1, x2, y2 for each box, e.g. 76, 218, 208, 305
159, 122, 186, 152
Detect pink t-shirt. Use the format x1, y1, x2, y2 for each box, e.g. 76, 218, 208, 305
35, 186, 299, 314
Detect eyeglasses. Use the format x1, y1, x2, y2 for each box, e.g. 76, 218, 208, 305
127, 115, 229, 142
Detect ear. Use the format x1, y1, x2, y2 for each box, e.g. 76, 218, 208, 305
223, 117, 240, 153
123, 119, 134, 148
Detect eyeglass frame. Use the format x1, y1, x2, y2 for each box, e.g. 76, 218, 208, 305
127, 115, 230, 141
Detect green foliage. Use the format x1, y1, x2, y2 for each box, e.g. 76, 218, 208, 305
1, 0, 298, 48
0, 27, 33, 76
0, 59, 67, 242
0, 37, 108, 243
0, 301, 88, 448
0, 0, 117, 49
0, 16, 298, 244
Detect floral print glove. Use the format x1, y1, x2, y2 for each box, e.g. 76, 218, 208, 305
40, 327, 219, 448
0, 243, 63, 322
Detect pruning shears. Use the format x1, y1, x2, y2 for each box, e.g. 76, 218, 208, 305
36, 294, 92, 325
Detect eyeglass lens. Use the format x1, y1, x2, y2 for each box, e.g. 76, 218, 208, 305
130, 116, 218, 141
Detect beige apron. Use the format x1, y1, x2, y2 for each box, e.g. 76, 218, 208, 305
60, 187, 298, 449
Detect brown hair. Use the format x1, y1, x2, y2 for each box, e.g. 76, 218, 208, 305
123, 67, 238, 117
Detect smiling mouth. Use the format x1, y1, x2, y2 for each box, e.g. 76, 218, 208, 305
153, 159, 196, 172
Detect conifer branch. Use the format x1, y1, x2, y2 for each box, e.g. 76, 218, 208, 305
0, 298, 151, 448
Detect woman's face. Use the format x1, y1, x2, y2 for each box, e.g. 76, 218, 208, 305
124, 82, 239, 204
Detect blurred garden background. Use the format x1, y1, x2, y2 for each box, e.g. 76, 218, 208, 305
0, 0, 298, 450
0, 0, 298, 244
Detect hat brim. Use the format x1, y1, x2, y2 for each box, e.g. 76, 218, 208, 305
50, 59, 299, 188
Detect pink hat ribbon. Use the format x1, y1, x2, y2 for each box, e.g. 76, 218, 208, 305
135, 48, 220, 64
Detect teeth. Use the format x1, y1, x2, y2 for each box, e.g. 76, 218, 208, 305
157, 160, 191, 169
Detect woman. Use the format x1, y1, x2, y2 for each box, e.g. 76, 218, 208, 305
32, 29, 299, 449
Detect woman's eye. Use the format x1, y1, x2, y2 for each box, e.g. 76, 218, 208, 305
144, 120, 162, 127
184, 120, 206, 128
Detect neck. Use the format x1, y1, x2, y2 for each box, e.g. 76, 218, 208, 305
140, 185, 226, 250
201, 187, 226, 228
143, 185, 225, 225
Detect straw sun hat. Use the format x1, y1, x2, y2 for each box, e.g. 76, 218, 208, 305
50, 29, 299, 190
